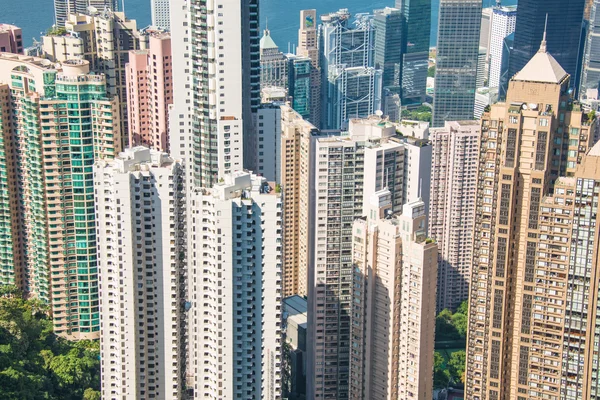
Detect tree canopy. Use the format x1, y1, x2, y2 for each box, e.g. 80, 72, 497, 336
0, 287, 100, 399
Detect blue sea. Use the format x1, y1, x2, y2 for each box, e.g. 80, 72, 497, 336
4, 0, 516, 49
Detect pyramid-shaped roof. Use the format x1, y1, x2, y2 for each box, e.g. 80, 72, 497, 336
513, 28, 568, 84
260, 29, 278, 50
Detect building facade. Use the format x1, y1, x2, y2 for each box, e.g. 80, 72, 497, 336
581, 0, 600, 96
297, 9, 321, 128
0, 54, 120, 339
280, 105, 317, 297
488, 6, 517, 89
319, 9, 381, 130
151, 0, 171, 30
126, 31, 172, 152
432, 0, 482, 127
170, 0, 259, 188
287, 54, 312, 120
53, 0, 119, 27
43, 10, 142, 148
394, 0, 431, 106
350, 192, 437, 399
260, 29, 288, 90
306, 116, 430, 399
508, 0, 586, 93
186, 172, 282, 399
0, 24, 23, 54
429, 120, 480, 312
96, 148, 185, 400
466, 42, 597, 400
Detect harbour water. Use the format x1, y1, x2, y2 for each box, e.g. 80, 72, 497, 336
5, 0, 516, 50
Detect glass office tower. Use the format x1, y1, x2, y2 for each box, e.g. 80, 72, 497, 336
432, 0, 481, 127
508, 0, 586, 92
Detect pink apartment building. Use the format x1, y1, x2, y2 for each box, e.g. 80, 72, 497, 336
0, 24, 23, 54
126, 32, 172, 151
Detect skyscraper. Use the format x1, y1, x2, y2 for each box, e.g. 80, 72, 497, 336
260, 29, 288, 90
350, 192, 437, 399
286, 54, 312, 120
508, 0, 586, 92
373, 8, 403, 90
297, 9, 321, 128
280, 105, 316, 297
126, 30, 172, 152
53, 0, 119, 27
43, 10, 142, 149
429, 120, 480, 312
95, 147, 185, 399
581, 0, 600, 95
0, 54, 120, 339
306, 116, 431, 399
395, 0, 431, 106
319, 9, 381, 130
186, 172, 282, 399
170, 0, 260, 187
151, 0, 170, 30
432, 0, 482, 127
488, 5, 517, 89
466, 39, 598, 399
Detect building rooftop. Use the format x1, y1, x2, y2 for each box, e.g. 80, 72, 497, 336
588, 139, 600, 157
259, 29, 278, 50
513, 35, 568, 84
283, 295, 307, 329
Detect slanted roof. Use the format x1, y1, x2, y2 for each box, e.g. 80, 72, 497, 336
259, 29, 278, 50
512, 25, 568, 84
513, 51, 568, 84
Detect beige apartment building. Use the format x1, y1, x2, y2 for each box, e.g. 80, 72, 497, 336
429, 120, 480, 311
466, 38, 598, 400
280, 105, 317, 297
350, 191, 437, 399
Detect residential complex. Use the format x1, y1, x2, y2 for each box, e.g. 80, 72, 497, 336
170, 0, 259, 187
0, 53, 120, 339
95, 147, 185, 399
280, 105, 317, 297
186, 172, 282, 399
53, 0, 119, 27
433, 0, 482, 127
43, 10, 143, 148
429, 120, 480, 312
466, 41, 598, 399
126, 30, 172, 152
0, 24, 23, 54
306, 115, 430, 399
350, 192, 437, 399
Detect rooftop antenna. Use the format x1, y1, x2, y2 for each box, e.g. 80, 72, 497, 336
539, 14, 548, 53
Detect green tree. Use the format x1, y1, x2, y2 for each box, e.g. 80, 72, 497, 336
433, 351, 450, 389
83, 388, 101, 400
0, 291, 100, 400
448, 350, 466, 384
428, 65, 436, 77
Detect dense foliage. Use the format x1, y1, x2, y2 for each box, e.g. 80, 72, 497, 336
401, 106, 432, 123
0, 286, 101, 400
433, 300, 468, 389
